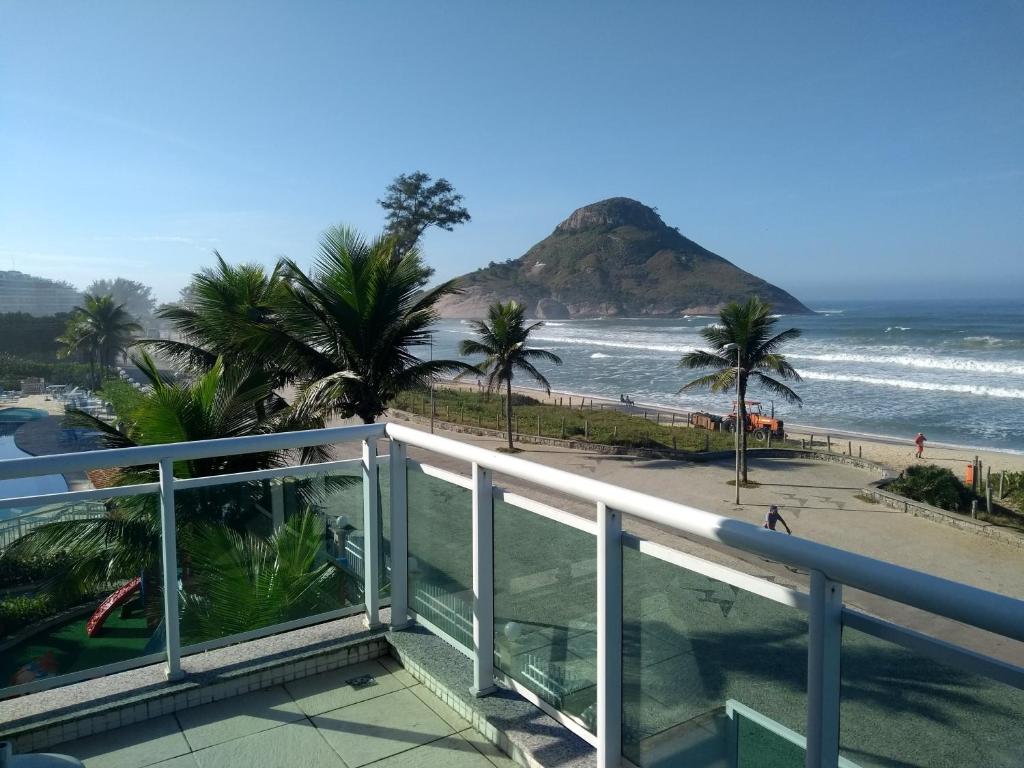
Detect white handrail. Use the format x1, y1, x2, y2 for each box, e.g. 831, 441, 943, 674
0, 423, 386, 479
383, 422, 1024, 644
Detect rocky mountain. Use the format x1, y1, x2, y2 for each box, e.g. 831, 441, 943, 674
437, 197, 811, 318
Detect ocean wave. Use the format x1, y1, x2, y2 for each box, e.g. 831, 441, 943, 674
531, 334, 695, 354
544, 322, 567, 326
789, 352, 1024, 376
884, 326, 911, 332
798, 371, 1024, 399
813, 309, 846, 314
590, 352, 611, 359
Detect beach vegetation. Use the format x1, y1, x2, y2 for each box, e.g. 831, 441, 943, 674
679, 297, 802, 482
458, 300, 563, 451
390, 385, 797, 454
888, 464, 973, 512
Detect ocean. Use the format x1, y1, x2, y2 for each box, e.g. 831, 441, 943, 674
430, 300, 1024, 454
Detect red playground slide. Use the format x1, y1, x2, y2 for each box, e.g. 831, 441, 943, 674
87, 576, 142, 637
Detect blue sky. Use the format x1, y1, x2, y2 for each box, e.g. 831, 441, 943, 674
1, 1, 1021, 303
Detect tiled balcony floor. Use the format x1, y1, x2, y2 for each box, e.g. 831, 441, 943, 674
40, 657, 516, 768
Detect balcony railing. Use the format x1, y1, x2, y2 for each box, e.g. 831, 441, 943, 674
0, 422, 1022, 768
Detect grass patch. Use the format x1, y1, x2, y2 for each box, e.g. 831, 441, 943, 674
392, 386, 800, 455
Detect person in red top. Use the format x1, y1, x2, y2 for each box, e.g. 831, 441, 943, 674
914, 432, 927, 459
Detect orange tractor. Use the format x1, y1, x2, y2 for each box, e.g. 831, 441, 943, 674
722, 401, 785, 441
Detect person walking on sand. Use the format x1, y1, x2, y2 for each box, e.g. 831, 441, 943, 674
914, 432, 927, 459
764, 505, 791, 534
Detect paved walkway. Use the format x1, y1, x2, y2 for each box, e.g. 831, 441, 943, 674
45, 657, 514, 768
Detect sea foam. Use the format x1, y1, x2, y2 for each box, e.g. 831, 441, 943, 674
798, 371, 1024, 399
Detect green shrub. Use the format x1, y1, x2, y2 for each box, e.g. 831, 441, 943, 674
0, 552, 66, 588
0, 594, 56, 637
888, 464, 974, 512
0, 354, 95, 390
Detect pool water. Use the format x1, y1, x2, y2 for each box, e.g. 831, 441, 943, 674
0, 407, 69, 517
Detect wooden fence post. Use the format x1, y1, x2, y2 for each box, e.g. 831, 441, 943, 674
585, 420, 589, 440
999, 471, 1005, 499
496, 411, 501, 430
847, 440, 852, 456
536, 415, 541, 437
656, 412, 660, 425
613, 426, 617, 440
446, 404, 450, 420
561, 417, 565, 440
671, 413, 675, 426
672, 435, 677, 451
827, 435, 832, 452
810, 434, 814, 448
859, 446, 862, 459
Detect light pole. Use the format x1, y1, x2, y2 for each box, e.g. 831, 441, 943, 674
724, 343, 741, 504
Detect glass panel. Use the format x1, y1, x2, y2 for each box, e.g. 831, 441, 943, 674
1, 494, 164, 691
840, 625, 1024, 768
622, 542, 808, 768
406, 465, 473, 648
176, 470, 362, 647
377, 460, 391, 598
494, 499, 596, 729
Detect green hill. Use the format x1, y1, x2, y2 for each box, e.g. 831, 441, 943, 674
437, 197, 811, 318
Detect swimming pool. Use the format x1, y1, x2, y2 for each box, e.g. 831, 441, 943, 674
0, 407, 69, 519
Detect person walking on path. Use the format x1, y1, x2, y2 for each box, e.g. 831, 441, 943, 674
914, 432, 927, 459
764, 504, 791, 534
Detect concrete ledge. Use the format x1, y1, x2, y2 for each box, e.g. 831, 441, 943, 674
1, 611, 389, 754
862, 485, 1024, 549
388, 625, 594, 768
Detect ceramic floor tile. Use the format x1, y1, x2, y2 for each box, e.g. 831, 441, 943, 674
365, 734, 495, 768
192, 720, 346, 768
55, 715, 190, 768
457, 728, 520, 768
378, 654, 418, 687
408, 684, 471, 732
311, 688, 452, 767
175, 686, 304, 751
285, 660, 403, 716
151, 756, 201, 768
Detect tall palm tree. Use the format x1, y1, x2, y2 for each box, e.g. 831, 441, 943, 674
679, 297, 802, 483
2, 352, 335, 612
275, 226, 471, 423
58, 294, 142, 386
458, 301, 562, 451
143, 254, 290, 377
178, 512, 343, 643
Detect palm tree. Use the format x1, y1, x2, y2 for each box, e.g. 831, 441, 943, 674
2, 352, 336, 615
679, 297, 802, 483
275, 226, 471, 423
58, 294, 141, 386
178, 512, 343, 643
143, 254, 290, 377
458, 301, 562, 451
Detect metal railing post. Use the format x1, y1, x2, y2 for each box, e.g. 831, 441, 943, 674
388, 440, 410, 630
470, 461, 496, 696
597, 502, 623, 767
806, 570, 842, 768
158, 458, 182, 680
362, 437, 381, 629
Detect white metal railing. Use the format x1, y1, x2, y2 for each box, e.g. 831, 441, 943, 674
0, 421, 1021, 768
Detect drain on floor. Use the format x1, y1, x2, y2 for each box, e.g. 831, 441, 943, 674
346, 674, 377, 689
